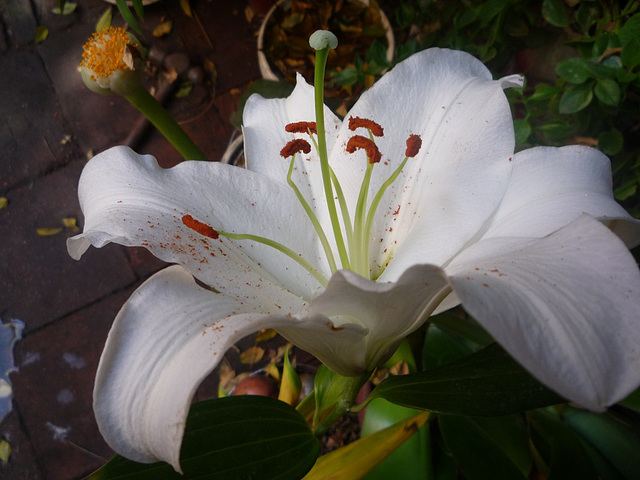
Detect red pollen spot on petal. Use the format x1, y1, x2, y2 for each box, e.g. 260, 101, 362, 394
348, 116, 384, 136
181, 214, 219, 239
280, 139, 311, 158
346, 135, 382, 163
405, 134, 422, 158
285, 121, 317, 134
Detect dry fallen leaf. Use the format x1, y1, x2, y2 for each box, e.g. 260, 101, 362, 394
37, 227, 63, 236
239, 346, 265, 365
255, 328, 278, 342
153, 20, 172, 38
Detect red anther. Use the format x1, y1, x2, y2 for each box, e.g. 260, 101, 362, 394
348, 116, 384, 137
182, 214, 219, 239
405, 134, 422, 158
280, 139, 311, 158
346, 135, 382, 164
285, 121, 317, 134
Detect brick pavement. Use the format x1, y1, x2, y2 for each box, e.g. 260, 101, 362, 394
0, 0, 262, 477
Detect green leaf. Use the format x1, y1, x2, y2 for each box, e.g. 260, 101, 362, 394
304, 411, 430, 480
331, 67, 359, 87
439, 415, 526, 480
537, 119, 573, 140
90, 396, 319, 480
96, 7, 113, 32
597, 129, 624, 155
528, 83, 560, 102
52, 2, 76, 14
594, 78, 621, 106
619, 13, 640, 45
395, 3, 416, 29
563, 406, 640, 480
619, 385, 640, 413
369, 343, 564, 416
542, 0, 570, 27
116, 0, 143, 36
361, 399, 431, 480
131, 0, 144, 20
422, 324, 473, 371
529, 409, 600, 480
556, 58, 592, 84
622, 38, 640, 68
559, 82, 593, 113
35, 25, 49, 43
514, 118, 531, 146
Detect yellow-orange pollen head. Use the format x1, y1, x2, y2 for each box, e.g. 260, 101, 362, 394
81, 26, 136, 80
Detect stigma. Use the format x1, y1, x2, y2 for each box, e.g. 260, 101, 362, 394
81, 26, 137, 80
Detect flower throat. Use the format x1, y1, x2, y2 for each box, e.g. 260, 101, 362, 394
182, 30, 421, 286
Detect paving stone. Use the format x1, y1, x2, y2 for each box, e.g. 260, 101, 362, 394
0, 160, 136, 332
0, 410, 44, 479
10, 288, 137, 480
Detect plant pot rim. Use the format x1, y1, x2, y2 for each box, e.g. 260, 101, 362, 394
257, 0, 395, 81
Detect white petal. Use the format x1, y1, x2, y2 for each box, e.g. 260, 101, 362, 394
94, 266, 302, 471
482, 145, 640, 247
242, 74, 341, 190
342, 49, 521, 279
68, 147, 326, 302
447, 216, 640, 410
281, 264, 451, 375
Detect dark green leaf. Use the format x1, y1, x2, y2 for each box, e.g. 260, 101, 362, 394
542, 0, 570, 27
89, 396, 319, 480
370, 343, 564, 416
563, 406, 640, 480
439, 415, 526, 480
619, 386, 640, 412
472, 416, 532, 476
537, 119, 573, 140
597, 129, 624, 155
366, 40, 390, 69
331, 68, 359, 86
529, 409, 600, 480
395, 3, 416, 29
622, 39, 640, 69
361, 399, 431, 480
514, 118, 531, 145
528, 83, 560, 102
429, 312, 493, 348
556, 58, 592, 84
131, 0, 144, 20
422, 324, 474, 371
116, 0, 143, 36
575, 2, 601, 33
594, 78, 621, 106
559, 83, 593, 113
619, 13, 640, 45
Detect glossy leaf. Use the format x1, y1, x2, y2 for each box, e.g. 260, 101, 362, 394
556, 58, 592, 84
439, 415, 525, 480
369, 343, 564, 416
361, 399, 431, 480
303, 411, 430, 480
90, 396, 319, 480
529, 409, 599, 480
559, 83, 593, 113
594, 78, 621, 106
542, 0, 570, 27
563, 406, 640, 480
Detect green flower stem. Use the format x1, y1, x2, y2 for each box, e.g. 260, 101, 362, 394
314, 47, 351, 270
124, 84, 207, 161
217, 230, 328, 287
287, 155, 338, 273
353, 161, 374, 276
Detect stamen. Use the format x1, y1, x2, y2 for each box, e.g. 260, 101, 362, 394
182, 215, 219, 239
280, 139, 311, 158
81, 26, 136, 79
285, 122, 318, 135
348, 117, 384, 137
346, 135, 382, 164
405, 134, 422, 158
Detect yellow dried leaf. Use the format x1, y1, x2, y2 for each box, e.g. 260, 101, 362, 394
37, 227, 63, 236
239, 346, 264, 365
263, 362, 280, 382
180, 0, 192, 17
0, 439, 11, 466
62, 217, 77, 228
153, 20, 172, 38
255, 328, 278, 342
0, 197, 7, 209
35, 25, 49, 43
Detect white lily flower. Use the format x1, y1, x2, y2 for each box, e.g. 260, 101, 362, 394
68, 47, 640, 471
